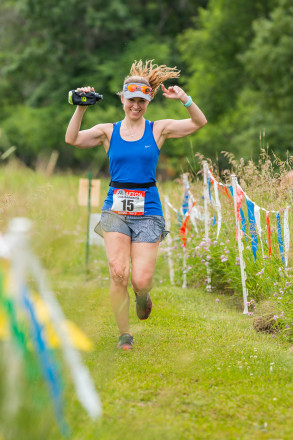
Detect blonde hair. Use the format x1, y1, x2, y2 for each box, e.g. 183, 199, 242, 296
123, 60, 180, 99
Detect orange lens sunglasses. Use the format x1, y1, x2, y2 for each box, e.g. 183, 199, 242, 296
123, 84, 152, 94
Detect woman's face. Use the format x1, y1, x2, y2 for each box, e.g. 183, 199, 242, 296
121, 95, 149, 120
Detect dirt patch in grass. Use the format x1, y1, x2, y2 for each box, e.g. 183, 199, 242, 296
253, 300, 281, 334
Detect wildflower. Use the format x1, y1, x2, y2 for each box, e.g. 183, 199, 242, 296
206, 255, 211, 261
204, 278, 209, 285
273, 292, 277, 297
256, 269, 265, 276
263, 256, 268, 260
236, 257, 240, 262
248, 312, 253, 316
227, 278, 231, 282
216, 298, 220, 303
224, 249, 230, 255
221, 255, 228, 262
205, 262, 209, 267
272, 315, 278, 321
201, 259, 206, 263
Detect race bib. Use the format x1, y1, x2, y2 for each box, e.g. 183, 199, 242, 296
111, 189, 145, 215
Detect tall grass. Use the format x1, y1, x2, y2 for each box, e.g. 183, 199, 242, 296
160, 149, 293, 342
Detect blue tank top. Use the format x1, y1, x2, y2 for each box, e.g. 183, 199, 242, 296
102, 120, 163, 215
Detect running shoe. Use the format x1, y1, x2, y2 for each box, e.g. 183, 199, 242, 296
135, 292, 152, 320
117, 333, 134, 350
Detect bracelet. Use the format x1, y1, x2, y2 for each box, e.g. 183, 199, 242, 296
183, 96, 193, 108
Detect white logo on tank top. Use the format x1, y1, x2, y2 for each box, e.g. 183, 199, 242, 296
144, 145, 151, 148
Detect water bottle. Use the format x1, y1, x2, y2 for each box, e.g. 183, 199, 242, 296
68, 90, 103, 106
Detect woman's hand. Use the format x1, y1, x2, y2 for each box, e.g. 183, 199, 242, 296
76, 86, 95, 93
161, 84, 189, 104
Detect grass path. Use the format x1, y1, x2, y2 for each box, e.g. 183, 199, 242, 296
1, 167, 293, 439
49, 273, 293, 440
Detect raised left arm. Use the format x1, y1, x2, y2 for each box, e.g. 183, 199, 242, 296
157, 85, 207, 140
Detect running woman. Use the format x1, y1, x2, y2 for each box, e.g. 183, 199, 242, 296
65, 60, 207, 350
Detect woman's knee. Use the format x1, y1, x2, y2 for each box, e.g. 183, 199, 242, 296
131, 274, 153, 294
109, 263, 129, 287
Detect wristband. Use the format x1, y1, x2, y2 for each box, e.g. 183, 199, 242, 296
183, 96, 193, 107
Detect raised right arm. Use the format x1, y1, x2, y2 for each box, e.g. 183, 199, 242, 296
65, 106, 110, 149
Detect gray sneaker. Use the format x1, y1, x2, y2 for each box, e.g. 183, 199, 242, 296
117, 333, 134, 350
135, 292, 152, 320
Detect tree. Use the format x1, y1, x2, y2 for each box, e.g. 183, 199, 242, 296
0, 0, 208, 171
237, 0, 293, 153
177, 0, 278, 123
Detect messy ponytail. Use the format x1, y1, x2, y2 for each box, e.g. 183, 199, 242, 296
123, 60, 180, 99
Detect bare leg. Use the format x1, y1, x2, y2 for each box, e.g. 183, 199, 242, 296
131, 240, 160, 296
103, 231, 131, 335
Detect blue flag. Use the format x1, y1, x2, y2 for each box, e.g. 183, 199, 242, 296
208, 177, 212, 202
208, 177, 217, 226
182, 191, 189, 216
22, 286, 68, 433
246, 199, 258, 261
276, 212, 285, 268
240, 208, 247, 240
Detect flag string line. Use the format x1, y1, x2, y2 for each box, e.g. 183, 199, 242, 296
208, 169, 292, 214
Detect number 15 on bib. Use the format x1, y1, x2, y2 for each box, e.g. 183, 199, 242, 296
111, 189, 145, 215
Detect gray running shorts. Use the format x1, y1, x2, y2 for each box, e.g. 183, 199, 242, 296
94, 210, 169, 243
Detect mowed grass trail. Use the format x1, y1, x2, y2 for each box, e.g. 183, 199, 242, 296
1, 164, 293, 440
49, 272, 293, 440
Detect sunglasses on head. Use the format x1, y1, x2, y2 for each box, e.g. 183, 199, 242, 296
123, 84, 152, 94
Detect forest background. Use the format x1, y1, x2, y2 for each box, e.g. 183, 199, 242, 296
0, 0, 292, 178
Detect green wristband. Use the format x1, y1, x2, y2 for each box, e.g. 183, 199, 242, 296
183, 96, 193, 107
